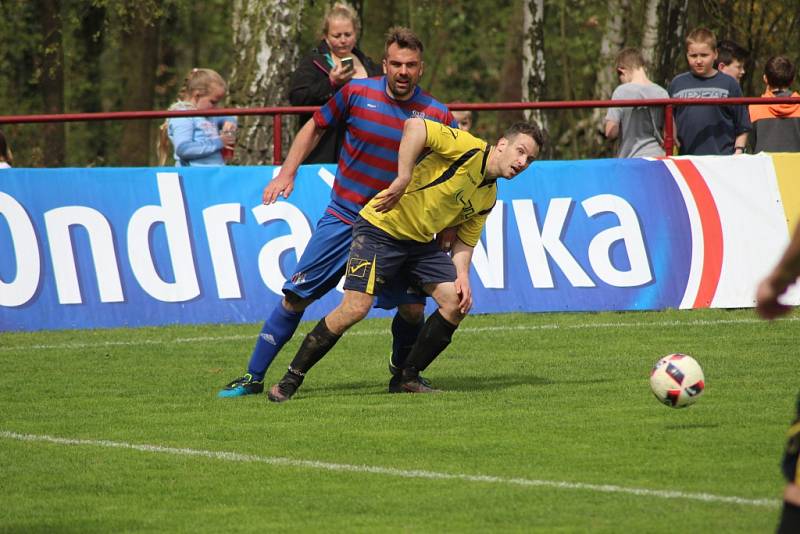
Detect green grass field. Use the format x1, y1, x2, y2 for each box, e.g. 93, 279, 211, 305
1, 308, 797, 532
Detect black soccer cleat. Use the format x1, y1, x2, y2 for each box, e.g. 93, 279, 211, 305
388, 373, 404, 393
388, 354, 433, 390
267, 371, 304, 403
388, 368, 440, 394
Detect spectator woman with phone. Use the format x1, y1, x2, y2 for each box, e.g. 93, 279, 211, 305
288, 2, 381, 163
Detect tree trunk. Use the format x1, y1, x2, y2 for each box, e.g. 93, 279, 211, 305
576, 0, 628, 158
521, 0, 545, 128
72, 2, 107, 166
652, 0, 689, 88
36, 0, 66, 167
498, 0, 525, 128
641, 0, 660, 69
117, 13, 160, 166
229, 0, 305, 165
596, 0, 628, 101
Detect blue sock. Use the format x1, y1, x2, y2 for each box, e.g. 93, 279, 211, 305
247, 304, 304, 381
390, 312, 424, 369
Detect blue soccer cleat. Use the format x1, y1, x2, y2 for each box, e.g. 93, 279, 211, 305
217, 373, 264, 398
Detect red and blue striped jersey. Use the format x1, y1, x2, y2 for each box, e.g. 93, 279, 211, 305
313, 76, 456, 222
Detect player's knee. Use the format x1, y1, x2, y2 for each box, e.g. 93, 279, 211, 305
397, 303, 424, 323
327, 293, 372, 334
283, 292, 312, 312
429, 283, 465, 324
442, 308, 466, 325
785, 483, 800, 505
437, 299, 466, 325
341, 294, 372, 322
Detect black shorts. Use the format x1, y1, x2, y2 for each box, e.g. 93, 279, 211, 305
343, 217, 457, 296
782, 393, 800, 482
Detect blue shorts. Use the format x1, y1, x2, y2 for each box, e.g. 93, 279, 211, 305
282, 210, 351, 301
343, 217, 456, 297
283, 210, 425, 308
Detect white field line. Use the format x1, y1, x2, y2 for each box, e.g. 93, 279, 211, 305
1, 315, 797, 353
0, 430, 778, 509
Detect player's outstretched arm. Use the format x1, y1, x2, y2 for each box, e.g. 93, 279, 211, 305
372, 118, 428, 213
263, 118, 326, 205
756, 222, 800, 320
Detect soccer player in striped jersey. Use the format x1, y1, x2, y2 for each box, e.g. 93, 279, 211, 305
267, 118, 543, 402
218, 27, 456, 398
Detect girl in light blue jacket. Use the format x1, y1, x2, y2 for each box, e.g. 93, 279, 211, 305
158, 68, 237, 166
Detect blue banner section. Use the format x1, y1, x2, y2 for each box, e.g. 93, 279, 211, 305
0, 161, 693, 331
482, 158, 692, 313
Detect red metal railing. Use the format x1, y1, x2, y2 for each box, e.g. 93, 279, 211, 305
2, 97, 798, 164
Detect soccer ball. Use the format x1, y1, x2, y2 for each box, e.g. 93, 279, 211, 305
649, 353, 705, 408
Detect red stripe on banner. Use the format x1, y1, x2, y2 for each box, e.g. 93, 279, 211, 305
672, 159, 724, 308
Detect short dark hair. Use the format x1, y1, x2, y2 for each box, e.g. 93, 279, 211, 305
384, 26, 423, 56
503, 121, 545, 151
717, 39, 749, 65
615, 48, 645, 71
765, 55, 796, 88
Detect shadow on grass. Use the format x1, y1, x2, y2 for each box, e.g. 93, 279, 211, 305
303, 373, 554, 399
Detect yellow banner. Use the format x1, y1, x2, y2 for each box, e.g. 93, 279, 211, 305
772, 153, 800, 232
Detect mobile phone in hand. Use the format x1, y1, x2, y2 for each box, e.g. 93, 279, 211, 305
341, 57, 354, 71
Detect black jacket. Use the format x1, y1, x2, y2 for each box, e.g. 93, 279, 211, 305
289, 40, 382, 164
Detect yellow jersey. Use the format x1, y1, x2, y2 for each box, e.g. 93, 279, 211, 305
360, 120, 497, 247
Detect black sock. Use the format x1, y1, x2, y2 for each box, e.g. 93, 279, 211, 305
778, 500, 800, 534
390, 312, 424, 369
288, 318, 341, 374
403, 309, 458, 374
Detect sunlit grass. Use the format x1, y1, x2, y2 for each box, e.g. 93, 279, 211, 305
0, 308, 792, 532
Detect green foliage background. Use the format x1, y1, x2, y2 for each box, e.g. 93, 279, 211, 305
0, 0, 798, 165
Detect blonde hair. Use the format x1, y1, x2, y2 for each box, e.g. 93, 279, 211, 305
685, 27, 717, 51
321, 2, 360, 37
157, 68, 227, 165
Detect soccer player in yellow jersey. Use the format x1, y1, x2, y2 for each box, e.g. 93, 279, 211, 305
267, 118, 544, 401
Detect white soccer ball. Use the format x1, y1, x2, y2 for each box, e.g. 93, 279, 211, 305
649, 353, 705, 408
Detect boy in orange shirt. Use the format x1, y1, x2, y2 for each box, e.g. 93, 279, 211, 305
749, 55, 800, 152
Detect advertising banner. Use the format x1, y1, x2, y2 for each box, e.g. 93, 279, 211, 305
1, 154, 798, 331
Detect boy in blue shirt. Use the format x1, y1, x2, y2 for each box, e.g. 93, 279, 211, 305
668, 28, 751, 155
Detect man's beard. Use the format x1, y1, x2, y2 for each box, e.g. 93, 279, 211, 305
388, 76, 414, 98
